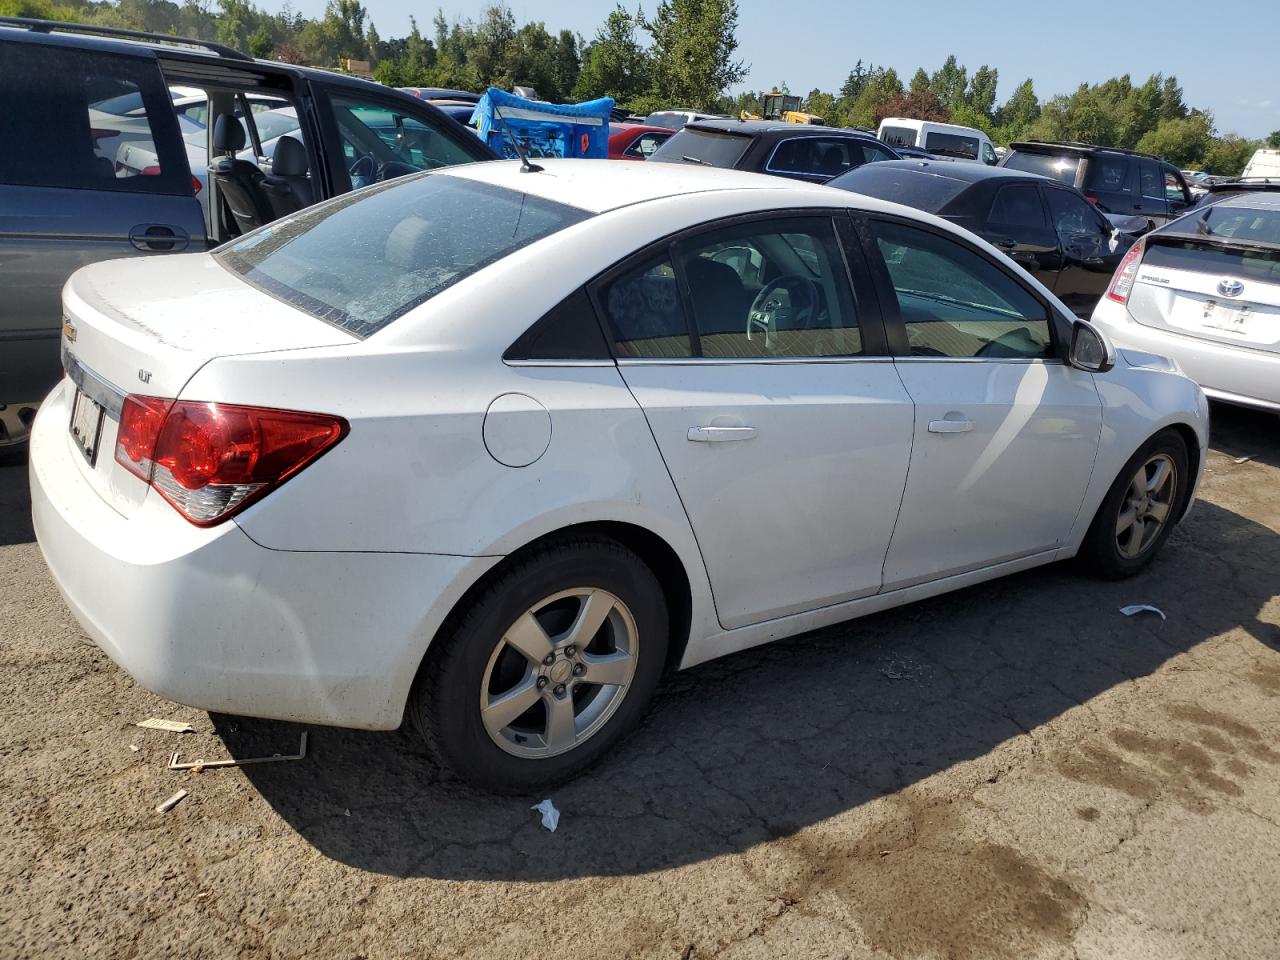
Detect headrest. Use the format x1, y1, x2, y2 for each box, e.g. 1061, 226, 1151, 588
272, 135, 308, 176
212, 114, 246, 153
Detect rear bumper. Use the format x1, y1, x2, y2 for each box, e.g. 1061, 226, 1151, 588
30, 396, 495, 730
1093, 299, 1280, 412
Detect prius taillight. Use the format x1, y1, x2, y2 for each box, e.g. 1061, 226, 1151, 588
115, 397, 347, 526
1105, 238, 1146, 305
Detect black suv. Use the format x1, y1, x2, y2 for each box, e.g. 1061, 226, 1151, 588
1000, 141, 1193, 226
649, 119, 900, 183
0, 17, 496, 454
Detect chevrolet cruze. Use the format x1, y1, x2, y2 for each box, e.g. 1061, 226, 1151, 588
31, 160, 1208, 792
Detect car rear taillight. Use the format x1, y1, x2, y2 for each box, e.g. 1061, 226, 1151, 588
1105, 238, 1146, 305
115, 397, 347, 526
191, 175, 202, 195
1086, 195, 1099, 205
141, 165, 162, 176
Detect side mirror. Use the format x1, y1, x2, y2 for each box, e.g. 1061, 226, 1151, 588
1069, 319, 1115, 373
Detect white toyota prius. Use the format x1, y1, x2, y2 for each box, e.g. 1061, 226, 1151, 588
32, 160, 1208, 792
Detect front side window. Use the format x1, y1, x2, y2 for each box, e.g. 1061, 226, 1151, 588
1163, 167, 1187, 203
1045, 187, 1104, 239
216, 175, 591, 337
328, 93, 483, 190
871, 220, 1052, 359
0, 44, 188, 195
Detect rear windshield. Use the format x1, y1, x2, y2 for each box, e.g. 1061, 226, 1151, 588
1004, 151, 1080, 185
827, 164, 969, 212
1150, 205, 1280, 281
650, 127, 750, 168
1145, 239, 1280, 283
216, 174, 591, 337
924, 132, 978, 161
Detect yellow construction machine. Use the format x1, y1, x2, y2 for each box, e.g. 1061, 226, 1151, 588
738, 91, 825, 125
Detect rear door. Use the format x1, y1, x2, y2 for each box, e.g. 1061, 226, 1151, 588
596, 212, 914, 629
863, 216, 1102, 590
1085, 154, 1136, 214
0, 38, 206, 410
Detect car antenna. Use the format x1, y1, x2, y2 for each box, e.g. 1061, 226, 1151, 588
493, 105, 542, 173
1195, 206, 1213, 236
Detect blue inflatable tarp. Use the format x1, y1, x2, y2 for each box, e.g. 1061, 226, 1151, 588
470, 87, 615, 160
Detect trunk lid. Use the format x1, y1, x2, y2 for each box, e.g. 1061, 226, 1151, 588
1126, 235, 1280, 355
60, 253, 357, 517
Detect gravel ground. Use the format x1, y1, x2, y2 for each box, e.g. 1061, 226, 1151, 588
2, 403, 1278, 960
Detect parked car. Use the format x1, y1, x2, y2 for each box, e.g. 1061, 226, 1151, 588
828, 160, 1143, 315
32, 159, 1207, 792
1091, 191, 1280, 413
607, 123, 674, 160
649, 119, 900, 183
1001, 141, 1194, 225
644, 109, 719, 129
1194, 179, 1280, 209
398, 87, 481, 104
430, 100, 480, 126
1241, 148, 1280, 180
878, 118, 998, 165
0, 16, 497, 455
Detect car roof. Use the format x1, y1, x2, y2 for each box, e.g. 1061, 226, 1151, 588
1009, 140, 1160, 161
866, 159, 1046, 185
685, 118, 879, 138
439, 158, 855, 214
1203, 190, 1280, 210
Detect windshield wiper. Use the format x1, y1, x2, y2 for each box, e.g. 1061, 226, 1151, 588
680, 154, 710, 165
1195, 208, 1214, 237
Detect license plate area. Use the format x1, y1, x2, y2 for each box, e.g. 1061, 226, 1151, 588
69, 388, 106, 466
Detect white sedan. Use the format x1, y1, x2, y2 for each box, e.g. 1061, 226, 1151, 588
31, 160, 1208, 792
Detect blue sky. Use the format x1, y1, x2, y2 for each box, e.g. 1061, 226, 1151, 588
272, 0, 1276, 138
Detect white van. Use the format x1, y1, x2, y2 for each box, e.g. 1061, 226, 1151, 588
878, 118, 998, 165
1241, 148, 1280, 180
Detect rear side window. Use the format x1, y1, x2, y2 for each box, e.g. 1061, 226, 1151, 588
602, 254, 692, 358
216, 175, 591, 337
881, 126, 918, 148
768, 138, 863, 178
624, 131, 671, 159
924, 132, 978, 161
871, 220, 1052, 359
650, 128, 750, 168
0, 43, 188, 195
1084, 155, 1133, 195
1003, 152, 1080, 185
988, 184, 1048, 228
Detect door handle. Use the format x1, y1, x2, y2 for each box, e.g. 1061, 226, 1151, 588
928, 418, 975, 434
687, 425, 757, 442
129, 224, 190, 252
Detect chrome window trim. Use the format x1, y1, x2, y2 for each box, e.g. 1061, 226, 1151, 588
617, 356, 894, 366
503, 359, 616, 368
62, 343, 126, 419
894, 356, 1064, 365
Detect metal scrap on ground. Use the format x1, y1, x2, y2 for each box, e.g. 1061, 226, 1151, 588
168, 732, 308, 771
154, 789, 188, 814
1120, 604, 1167, 621
136, 718, 194, 733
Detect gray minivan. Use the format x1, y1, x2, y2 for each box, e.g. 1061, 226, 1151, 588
0, 18, 496, 455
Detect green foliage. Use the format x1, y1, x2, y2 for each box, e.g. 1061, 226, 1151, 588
573, 4, 649, 106
1267, 130, 1280, 149
967, 65, 998, 118
929, 55, 967, 111
645, 0, 746, 111
248, 22, 272, 58
1202, 135, 1259, 176
1135, 112, 1212, 167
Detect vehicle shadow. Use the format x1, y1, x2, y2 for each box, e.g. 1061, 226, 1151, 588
1208, 401, 1280, 468
219, 490, 1279, 881
0, 464, 35, 547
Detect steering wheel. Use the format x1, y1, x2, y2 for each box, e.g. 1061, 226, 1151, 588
746, 276, 821, 348
349, 152, 381, 188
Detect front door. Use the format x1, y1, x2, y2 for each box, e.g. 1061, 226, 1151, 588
1044, 185, 1124, 315
595, 214, 914, 629
864, 217, 1102, 590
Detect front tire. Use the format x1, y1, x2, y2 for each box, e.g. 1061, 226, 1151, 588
1077, 429, 1189, 579
409, 536, 668, 794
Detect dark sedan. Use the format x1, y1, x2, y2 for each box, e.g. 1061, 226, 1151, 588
649, 118, 900, 183
829, 160, 1139, 315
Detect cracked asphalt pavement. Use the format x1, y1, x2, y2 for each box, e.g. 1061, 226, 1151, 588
3, 404, 1278, 960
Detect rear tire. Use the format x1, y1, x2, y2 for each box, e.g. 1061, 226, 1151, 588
409, 536, 668, 794
1076, 428, 1189, 580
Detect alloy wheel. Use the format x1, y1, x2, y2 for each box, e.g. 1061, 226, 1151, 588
1115, 453, 1177, 560
479, 588, 639, 758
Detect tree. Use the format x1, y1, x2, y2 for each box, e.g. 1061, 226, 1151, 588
840, 61, 872, 100
846, 67, 902, 129
573, 5, 651, 106
882, 88, 950, 125
1135, 112, 1213, 168
364, 21, 381, 64
216, 0, 251, 52
993, 78, 1039, 142
645, 0, 746, 111
1202, 135, 1259, 176
929, 54, 967, 111
248, 23, 273, 58
908, 68, 929, 95
967, 65, 998, 119
1267, 130, 1280, 149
